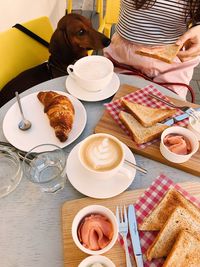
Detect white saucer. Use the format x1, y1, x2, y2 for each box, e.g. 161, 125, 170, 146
65, 73, 120, 102
66, 142, 136, 199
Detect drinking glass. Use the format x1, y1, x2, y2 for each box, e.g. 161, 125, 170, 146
0, 145, 23, 198
22, 144, 67, 193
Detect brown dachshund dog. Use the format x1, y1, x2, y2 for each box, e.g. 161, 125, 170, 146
0, 13, 111, 107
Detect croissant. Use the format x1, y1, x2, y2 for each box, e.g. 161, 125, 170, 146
37, 91, 75, 142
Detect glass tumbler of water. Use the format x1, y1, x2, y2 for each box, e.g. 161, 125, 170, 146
22, 144, 67, 193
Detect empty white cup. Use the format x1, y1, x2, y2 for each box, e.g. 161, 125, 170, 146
67, 55, 114, 92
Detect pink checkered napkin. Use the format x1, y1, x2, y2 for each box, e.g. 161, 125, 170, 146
105, 84, 189, 149
119, 174, 200, 267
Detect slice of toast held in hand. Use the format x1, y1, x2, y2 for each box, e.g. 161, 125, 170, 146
146, 206, 200, 261
139, 188, 200, 231
119, 111, 168, 144
135, 43, 182, 63
163, 230, 200, 267
121, 99, 176, 127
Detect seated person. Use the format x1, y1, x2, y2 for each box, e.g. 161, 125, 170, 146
104, 0, 200, 99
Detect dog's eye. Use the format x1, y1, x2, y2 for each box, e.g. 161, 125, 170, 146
77, 29, 85, 36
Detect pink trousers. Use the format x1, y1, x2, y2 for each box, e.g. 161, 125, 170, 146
104, 33, 200, 99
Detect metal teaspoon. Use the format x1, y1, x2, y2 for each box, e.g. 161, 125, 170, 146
15, 91, 32, 130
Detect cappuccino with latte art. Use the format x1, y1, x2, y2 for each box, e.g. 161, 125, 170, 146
80, 135, 123, 172
78, 133, 126, 179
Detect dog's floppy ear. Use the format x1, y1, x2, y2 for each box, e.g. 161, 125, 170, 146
49, 15, 72, 62
56, 15, 71, 30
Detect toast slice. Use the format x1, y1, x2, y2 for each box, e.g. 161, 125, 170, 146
135, 43, 182, 63
121, 99, 176, 127
146, 206, 200, 261
139, 188, 200, 231
119, 111, 168, 144
163, 230, 200, 267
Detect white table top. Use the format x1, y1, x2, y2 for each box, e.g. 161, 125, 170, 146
0, 74, 199, 267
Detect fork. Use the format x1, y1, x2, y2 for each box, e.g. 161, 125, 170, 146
148, 93, 200, 121
116, 206, 133, 267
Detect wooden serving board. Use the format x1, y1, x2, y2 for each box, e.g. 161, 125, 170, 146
62, 182, 200, 267
95, 84, 200, 176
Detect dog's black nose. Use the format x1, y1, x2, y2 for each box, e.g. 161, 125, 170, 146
102, 37, 111, 47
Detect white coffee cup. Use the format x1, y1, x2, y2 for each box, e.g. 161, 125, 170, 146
78, 133, 132, 180
67, 55, 114, 92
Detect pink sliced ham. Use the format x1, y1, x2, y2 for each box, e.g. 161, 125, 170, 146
77, 214, 113, 250
164, 134, 192, 155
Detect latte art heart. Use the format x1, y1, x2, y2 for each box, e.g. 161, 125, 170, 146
89, 138, 118, 170
80, 136, 123, 172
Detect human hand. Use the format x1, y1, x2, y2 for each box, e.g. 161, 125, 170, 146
176, 25, 200, 61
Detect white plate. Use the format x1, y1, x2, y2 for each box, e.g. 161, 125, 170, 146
3, 91, 87, 152
66, 142, 136, 199
65, 73, 120, 102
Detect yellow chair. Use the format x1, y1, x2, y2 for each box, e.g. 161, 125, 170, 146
66, 0, 102, 24
66, 0, 73, 14
99, 0, 120, 38
0, 16, 53, 90
67, 0, 102, 14
97, 0, 104, 26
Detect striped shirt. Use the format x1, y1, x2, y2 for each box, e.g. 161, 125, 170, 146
116, 0, 197, 45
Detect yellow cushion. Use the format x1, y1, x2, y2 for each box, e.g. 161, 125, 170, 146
0, 16, 53, 90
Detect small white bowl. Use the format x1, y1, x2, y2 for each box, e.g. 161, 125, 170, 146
72, 205, 118, 255
188, 112, 200, 141
160, 126, 199, 163
78, 255, 116, 267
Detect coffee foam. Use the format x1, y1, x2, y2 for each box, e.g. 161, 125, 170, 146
80, 136, 123, 172
76, 61, 110, 80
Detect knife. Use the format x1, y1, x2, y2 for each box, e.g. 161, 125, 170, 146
163, 107, 200, 126
128, 205, 144, 267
